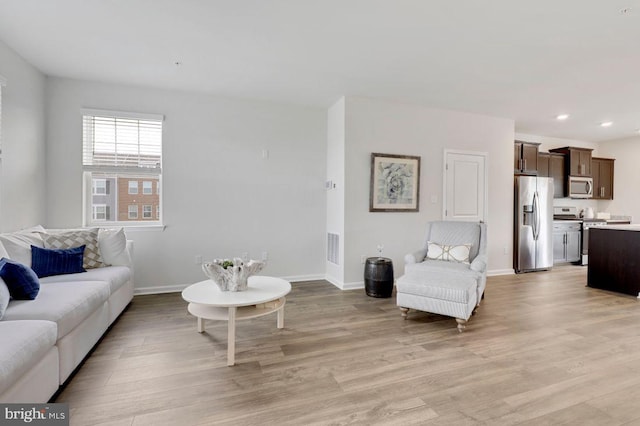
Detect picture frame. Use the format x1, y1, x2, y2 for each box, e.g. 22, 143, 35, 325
369, 152, 421, 212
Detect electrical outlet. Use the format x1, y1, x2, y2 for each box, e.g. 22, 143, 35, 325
262, 251, 268, 261
361, 255, 367, 264
503, 246, 508, 255
195, 255, 203, 264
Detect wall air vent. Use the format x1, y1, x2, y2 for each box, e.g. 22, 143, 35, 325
327, 233, 339, 265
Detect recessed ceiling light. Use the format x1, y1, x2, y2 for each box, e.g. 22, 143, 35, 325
600, 121, 613, 127
620, 7, 632, 14
556, 114, 570, 120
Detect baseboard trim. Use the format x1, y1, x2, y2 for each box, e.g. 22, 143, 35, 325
135, 274, 328, 295
488, 269, 515, 276
280, 274, 326, 283
134, 284, 189, 295
324, 276, 364, 290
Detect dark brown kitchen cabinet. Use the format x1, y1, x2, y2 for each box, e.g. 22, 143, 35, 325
515, 141, 539, 175
537, 152, 549, 177
592, 157, 614, 200
549, 153, 566, 198
549, 146, 592, 177
537, 151, 565, 198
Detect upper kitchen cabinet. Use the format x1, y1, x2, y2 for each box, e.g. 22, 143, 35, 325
514, 141, 539, 175
592, 157, 614, 200
537, 152, 565, 197
549, 146, 593, 177
537, 152, 549, 176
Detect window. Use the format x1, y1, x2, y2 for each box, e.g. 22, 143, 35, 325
82, 109, 163, 225
128, 180, 138, 194
128, 205, 138, 219
156, 205, 160, 219
93, 205, 107, 221
92, 179, 107, 195
142, 181, 152, 195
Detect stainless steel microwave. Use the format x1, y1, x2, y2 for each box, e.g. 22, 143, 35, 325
568, 176, 593, 198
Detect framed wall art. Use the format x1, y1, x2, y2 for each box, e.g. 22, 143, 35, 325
369, 153, 420, 212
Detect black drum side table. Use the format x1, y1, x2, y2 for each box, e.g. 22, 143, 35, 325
364, 257, 394, 298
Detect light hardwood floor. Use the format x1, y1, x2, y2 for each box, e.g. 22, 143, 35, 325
56, 266, 640, 425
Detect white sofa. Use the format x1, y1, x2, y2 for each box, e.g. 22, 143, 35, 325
0, 227, 134, 403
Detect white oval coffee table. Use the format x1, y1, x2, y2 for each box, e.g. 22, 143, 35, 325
181, 276, 291, 366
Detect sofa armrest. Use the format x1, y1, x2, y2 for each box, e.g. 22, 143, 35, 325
470, 254, 487, 273
405, 248, 428, 264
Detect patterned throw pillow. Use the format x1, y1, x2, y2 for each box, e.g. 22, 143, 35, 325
43, 228, 104, 269
427, 241, 471, 264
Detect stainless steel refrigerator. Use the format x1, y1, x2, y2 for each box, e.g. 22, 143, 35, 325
514, 176, 554, 273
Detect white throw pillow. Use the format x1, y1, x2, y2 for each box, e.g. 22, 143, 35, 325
0, 278, 9, 320
0, 241, 9, 259
427, 241, 471, 264
0, 225, 46, 267
98, 228, 131, 266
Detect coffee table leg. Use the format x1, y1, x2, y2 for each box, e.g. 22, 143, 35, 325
227, 306, 237, 366
197, 317, 205, 333
277, 298, 285, 329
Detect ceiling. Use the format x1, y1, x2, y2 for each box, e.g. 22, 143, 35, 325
1, 0, 640, 142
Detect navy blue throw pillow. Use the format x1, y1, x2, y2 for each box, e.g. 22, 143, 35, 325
31, 245, 86, 278
0, 257, 40, 300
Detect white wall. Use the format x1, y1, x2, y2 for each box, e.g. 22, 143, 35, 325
598, 135, 640, 222
339, 97, 514, 285
45, 77, 327, 291
0, 40, 46, 231
325, 98, 345, 285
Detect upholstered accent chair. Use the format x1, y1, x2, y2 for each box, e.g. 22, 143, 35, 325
396, 221, 487, 332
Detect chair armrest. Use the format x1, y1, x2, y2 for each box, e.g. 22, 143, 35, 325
405, 248, 428, 264
470, 254, 487, 273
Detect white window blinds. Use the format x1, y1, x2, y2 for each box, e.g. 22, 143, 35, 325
82, 109, 163, 173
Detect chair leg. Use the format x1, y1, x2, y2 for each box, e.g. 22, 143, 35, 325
456, 318, 467, 332
399, 307, 409, 319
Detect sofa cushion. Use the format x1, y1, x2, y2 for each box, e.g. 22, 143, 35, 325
396, 272, 477, 304
0, 320, 57, 396
0, 226, 45, 267
40, 266, 131, 294
0, 258, 40, 300
3, 281, 110, 339
405, 259, 480, 280
0, 278, 9, 319
31, 245, 86, 278
44, 228, 104, 269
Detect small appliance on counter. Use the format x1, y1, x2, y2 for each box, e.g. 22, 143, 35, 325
581, 207, 595, 219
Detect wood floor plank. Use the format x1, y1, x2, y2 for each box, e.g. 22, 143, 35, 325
54, 267, 640, 425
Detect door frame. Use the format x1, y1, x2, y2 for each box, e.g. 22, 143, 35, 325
442, 149, 489, 222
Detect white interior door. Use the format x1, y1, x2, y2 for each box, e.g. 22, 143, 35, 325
443, 150, 487, 222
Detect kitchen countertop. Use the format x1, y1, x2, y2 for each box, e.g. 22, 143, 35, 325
592, 224, 640, 231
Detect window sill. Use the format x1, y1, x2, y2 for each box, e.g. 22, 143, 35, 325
119, 224, 166, 232
87, 223, 166, 232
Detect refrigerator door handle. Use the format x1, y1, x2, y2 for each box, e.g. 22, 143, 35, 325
532, 191, 539, 240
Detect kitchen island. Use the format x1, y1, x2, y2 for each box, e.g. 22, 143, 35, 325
588, 225, 640, 297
